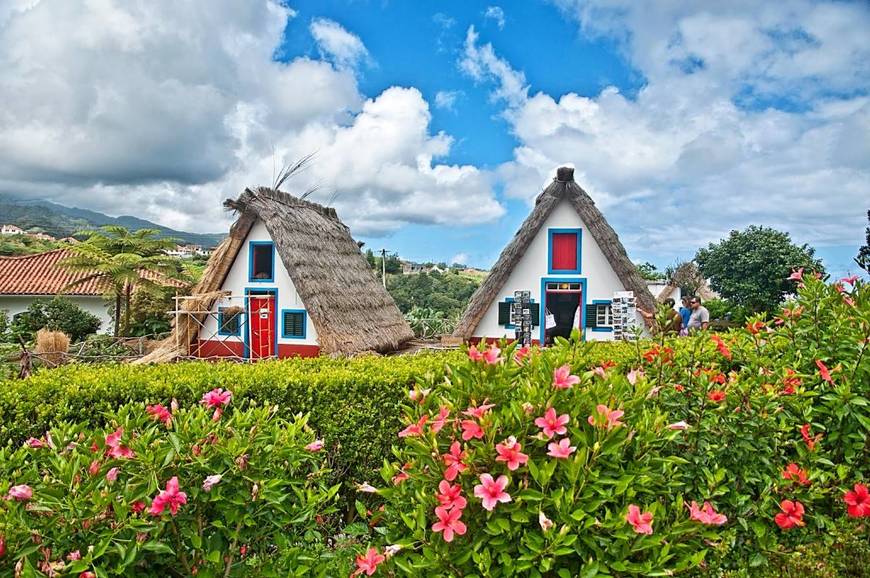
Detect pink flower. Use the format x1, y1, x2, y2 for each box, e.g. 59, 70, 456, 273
431, 407, 451, 433
130, 500, 146, 514
80, 572, 96, 578
538, 511, 554, 532
202, 474, 222, 492
106, 467, 120, 483
6, 484, 33, 501
840, 274, 859, 286
408, 387, 431, 403
514, 345, 531, 364
353, 547, 385, 577
495, 436, 529, 471
547, 437, 576, 459
473, 473, 511, 511
436, 480, 467, 510
587, 404, 624, 429
25, 437, 45, 448
815, 359, 833, 383
442, 441, 468, 481
431, 506, 467, 542
105, 428, 134, 459
392, 463, 411, 486
460, 419, 484, 441
667, 421, 690, 431
201, 388, 232, 408
482, 344, 503, 365
592, 366, 607, 378
201, 388, 232, 420
689, 501, 728, 525
146, 404, 172, 427
356, 482, 378, 494
844, 483, 870, 518
534, 407, 569, 439
626, 368, 644, 385
305, 439, 324, 452
462, 401, 495, 419
467, 346, 484, 362
66, 550, 82, 561
398, 415, 428, 438
787, 268, 804, 281
552, 364, 580, 389
626, 504, 653, 535
149, 477, 187, 517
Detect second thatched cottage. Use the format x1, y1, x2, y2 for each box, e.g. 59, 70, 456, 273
143, 187, 413, 361
453, 167, 655, 344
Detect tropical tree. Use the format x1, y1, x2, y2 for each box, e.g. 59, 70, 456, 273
856, 209, 869, 274
696, 225, 824, 314
60, 227, 189, 336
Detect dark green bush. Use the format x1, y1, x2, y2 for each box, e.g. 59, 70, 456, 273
9, 297, 102, 342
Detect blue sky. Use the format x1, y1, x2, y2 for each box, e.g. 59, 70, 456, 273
0, 1, 867, 279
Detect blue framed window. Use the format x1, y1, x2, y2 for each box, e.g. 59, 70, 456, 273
548, 228, 582, 275
590, 300, 614, 332
248, 241, 275, 282
218, 307, 242, 336
281, 309, 306, 339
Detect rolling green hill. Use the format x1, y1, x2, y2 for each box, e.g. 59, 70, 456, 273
0, 194, 224, 247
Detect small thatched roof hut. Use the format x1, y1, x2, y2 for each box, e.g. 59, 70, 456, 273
453, 167, 656, 342
141, 187, 413, 362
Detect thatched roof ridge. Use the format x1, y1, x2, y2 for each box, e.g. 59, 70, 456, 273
453, 167, 656, 339
139, 187, 412, 362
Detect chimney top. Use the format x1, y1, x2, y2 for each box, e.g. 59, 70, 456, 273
556, 167, 574, 182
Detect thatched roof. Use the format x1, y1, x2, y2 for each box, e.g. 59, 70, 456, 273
453, 167, 656, 339
140, 187, 412, 361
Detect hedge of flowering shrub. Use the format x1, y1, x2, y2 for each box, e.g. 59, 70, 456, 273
0, 391, 339, 577
354, 274, 869, 577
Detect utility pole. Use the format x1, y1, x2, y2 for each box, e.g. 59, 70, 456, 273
380, 248, 387, 288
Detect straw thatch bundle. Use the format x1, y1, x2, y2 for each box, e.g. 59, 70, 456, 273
35, 329, 69, 367
138, 187, 413, 363
453, 167, 656, 339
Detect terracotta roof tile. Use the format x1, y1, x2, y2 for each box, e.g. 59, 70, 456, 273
0, 249, 184, 296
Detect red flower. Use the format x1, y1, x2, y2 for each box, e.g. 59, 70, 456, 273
442, 441, 467, 481
707, 390, 726, 403
746, 321, 765, 335
431, 506, 467, 542
782, 463, 810, 486
146, 404, 172, 427
0, 535, 5, 558
774, 500, 805, 530
131, 500, 146, 514
460, 420, 484, 441
495, 436, 529, 471
815, 359, 833, 383
149, 476, 187, 517
711, 335, 732, 360
844, 483, 870, 518
534, 407, 569, 439
513, 345, 531, 364
398, 415, 428, 438
80, 572, 96, 578
436, 480, 467, 511
353, 548, 385, 576
800, 423, 820, 451
482, 344, 502, 365
625, 504, 653, 535
787, 268, 804, 282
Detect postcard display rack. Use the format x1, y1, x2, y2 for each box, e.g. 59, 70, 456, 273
612, 291, 639, 341
511, 290, 533, 347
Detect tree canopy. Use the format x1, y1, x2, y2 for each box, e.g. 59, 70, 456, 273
695, 225, 824, 314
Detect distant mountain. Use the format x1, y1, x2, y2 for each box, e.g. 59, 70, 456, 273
0, 194, 224, 247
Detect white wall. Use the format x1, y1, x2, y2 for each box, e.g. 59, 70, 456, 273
199, 219, 318, 348
0, 295, 112, 334
473, 199, 635, 342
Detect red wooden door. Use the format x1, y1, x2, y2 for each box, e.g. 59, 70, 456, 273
249, 294, 275, 358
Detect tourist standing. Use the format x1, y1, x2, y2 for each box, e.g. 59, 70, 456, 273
687, 297, 710, 332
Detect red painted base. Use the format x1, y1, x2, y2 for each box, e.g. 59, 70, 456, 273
195, 340, 320, 359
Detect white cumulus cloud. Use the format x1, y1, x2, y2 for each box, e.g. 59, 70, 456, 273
483, 6, 505, 30
309, 17, 370, 69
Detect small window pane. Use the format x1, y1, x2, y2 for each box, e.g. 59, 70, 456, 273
251, 244, 274, 280
596, 304, 613, 327
219, 309, 241, 335
283, 311, 305, 338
